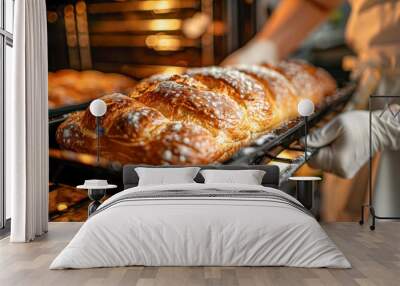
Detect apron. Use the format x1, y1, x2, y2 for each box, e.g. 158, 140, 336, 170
321, 0, 400, 221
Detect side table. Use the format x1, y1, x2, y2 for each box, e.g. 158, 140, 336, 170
289, 176, 322, 218
77, 180, 117, 216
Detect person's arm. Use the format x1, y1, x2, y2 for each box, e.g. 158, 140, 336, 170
222, 0, 342, 65
257, 0, 342, 59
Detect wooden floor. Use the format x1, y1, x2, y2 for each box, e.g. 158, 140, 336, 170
0, 222, 399, 286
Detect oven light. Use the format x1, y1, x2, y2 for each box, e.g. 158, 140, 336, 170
148, 19, 181, 31
146, 35, 182, 51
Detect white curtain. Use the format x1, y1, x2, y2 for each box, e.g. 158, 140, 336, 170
7, 0, 49, 242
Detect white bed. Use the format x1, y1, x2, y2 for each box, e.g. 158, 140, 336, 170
50, 181, 350, 269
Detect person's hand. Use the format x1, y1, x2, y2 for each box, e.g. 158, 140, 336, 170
306, 111, 369, 178
305, 108, 400, 179
221, 40, 278, 66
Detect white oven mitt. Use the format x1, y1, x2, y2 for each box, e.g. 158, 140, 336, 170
221, 40, 278, 66
305, 107, 400, 178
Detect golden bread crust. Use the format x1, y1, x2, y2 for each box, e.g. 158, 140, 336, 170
56, 93, 220, 165
48, 70, 136, 108
186, 67, 274, 133
135, 76, 249, 142
56, 62, 337, 165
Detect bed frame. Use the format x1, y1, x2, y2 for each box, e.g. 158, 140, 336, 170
123, 165, 280, 190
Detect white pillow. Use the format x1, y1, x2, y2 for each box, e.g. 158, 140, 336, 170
200, 169, 266, 185
136, 167, 200, 186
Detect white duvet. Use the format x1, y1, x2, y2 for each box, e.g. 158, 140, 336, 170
50, 183, 350, 269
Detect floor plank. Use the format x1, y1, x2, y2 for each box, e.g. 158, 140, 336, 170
0, 222, 399, 286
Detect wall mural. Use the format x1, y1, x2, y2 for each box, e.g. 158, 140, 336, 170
47, 0, 354, 222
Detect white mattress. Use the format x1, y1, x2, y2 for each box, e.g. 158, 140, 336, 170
50, 183, 350, 269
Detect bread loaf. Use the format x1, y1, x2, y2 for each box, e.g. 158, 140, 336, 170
56, 60, 336, 165
48, 70, 136, 108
